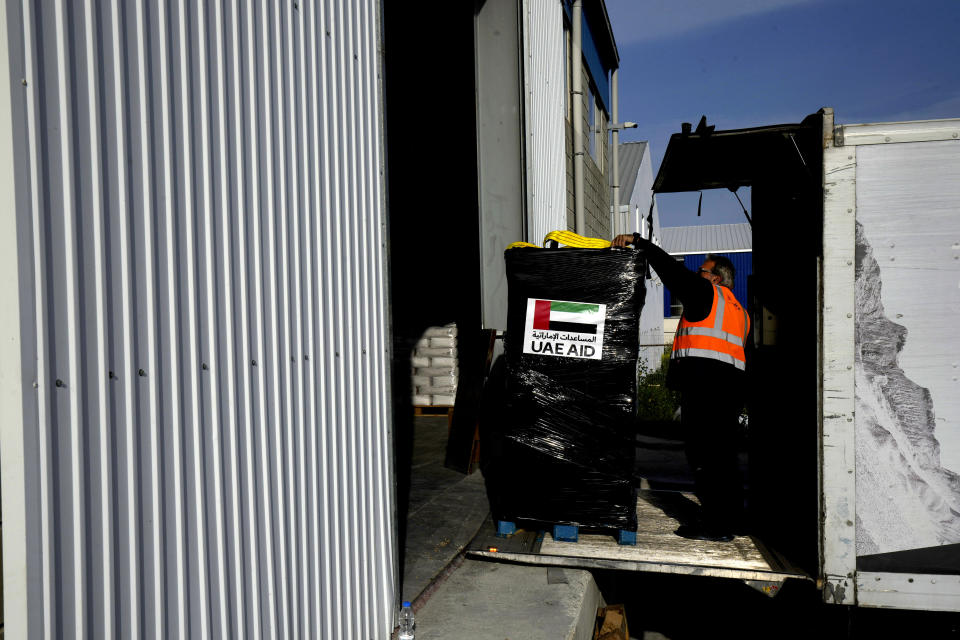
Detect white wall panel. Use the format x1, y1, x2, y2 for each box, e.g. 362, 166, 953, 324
0, 1, 396, 638
523, 0, 566, 243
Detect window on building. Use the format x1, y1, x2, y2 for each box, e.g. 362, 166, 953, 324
589, 86, 603, 170
587, 83, 604, 172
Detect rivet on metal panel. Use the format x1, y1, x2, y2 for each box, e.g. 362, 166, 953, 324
890, 257, 895, 261
55, 379, 64, 388
846, 313, 852, 318
932, 579, 937, 583
109, 371, 116, 380
846, 366, 852, 370
21, 78, 27, 86
32, 381, 37, 388
847, 418, 852, 422
847, 156, 852, 160
875, 576, 881, 581
138, 368, 146, 377
202, 363, 208, 370
847, 261, 852, 266
290, 356, 295, 363
884, 136, 891, 142
847, 208, 852, 213
304, 355, 309, 361
251, 359, 257, 367
908, 578, 914, 583
953, 133, 958, 138
846, 520, 853, 526
336, 352, 340, 357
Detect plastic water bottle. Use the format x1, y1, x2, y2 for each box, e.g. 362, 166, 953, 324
398, 601, 415, 640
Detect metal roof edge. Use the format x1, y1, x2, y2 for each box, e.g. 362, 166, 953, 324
836, 117, 960, 146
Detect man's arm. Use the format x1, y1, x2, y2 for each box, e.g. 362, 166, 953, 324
612, 234, 714, 322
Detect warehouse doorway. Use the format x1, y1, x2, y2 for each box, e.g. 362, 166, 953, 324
381, 1, 489, 604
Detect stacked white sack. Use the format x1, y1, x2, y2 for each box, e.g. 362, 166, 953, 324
411, 323, 458, 406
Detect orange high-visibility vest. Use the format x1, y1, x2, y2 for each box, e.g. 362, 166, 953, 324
672, 284, 750, 371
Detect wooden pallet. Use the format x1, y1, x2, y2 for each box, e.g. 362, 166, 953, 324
413, 404, 454, 418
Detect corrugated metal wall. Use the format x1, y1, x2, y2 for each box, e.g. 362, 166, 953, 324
523, 0, 567, 243
1, 1, 396, 638
664, 253, 753, 318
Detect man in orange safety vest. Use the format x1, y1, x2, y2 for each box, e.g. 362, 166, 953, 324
613, 233, 750, 542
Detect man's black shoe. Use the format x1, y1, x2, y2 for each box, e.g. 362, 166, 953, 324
674, 524, 734, 542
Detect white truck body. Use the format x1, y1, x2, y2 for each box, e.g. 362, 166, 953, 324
821, 111, 960, 610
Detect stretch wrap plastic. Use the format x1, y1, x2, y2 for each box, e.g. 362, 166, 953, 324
485, 247, 646, 532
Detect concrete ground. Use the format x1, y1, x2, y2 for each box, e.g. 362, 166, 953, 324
401, 416, 604, 639
414, 559, 603, 640
401, 416, 489, 603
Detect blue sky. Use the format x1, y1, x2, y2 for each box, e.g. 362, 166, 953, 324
604, 0, 960, 226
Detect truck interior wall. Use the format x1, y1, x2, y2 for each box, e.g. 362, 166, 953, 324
382, 2, 483, 575
746, 117, 824, 577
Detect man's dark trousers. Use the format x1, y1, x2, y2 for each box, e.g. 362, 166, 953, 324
680, 388, 745, 533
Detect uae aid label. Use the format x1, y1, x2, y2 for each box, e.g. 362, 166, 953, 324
523, 298, 606, 360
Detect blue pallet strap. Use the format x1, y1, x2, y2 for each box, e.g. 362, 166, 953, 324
617, 529, 637, 546
552, 524, 579, 543
496, 520, 517, 537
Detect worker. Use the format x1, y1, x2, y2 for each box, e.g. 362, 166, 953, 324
612, 233, 750, 542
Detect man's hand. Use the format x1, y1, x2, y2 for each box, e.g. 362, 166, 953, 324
611, 234, 636, 248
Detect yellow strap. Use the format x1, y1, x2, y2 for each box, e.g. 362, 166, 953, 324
506, 231, 613, 251
542, 230, 611, 248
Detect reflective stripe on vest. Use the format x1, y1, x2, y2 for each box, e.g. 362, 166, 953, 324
672, 284, 750, 370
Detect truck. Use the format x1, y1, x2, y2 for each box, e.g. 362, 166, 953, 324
467, 108, 960, 613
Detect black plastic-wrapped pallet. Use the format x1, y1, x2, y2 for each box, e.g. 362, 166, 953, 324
485, 246, 646, 532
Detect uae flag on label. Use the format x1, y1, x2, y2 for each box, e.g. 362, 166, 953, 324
523, 298, 607, 360
532, 300, 601, 334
